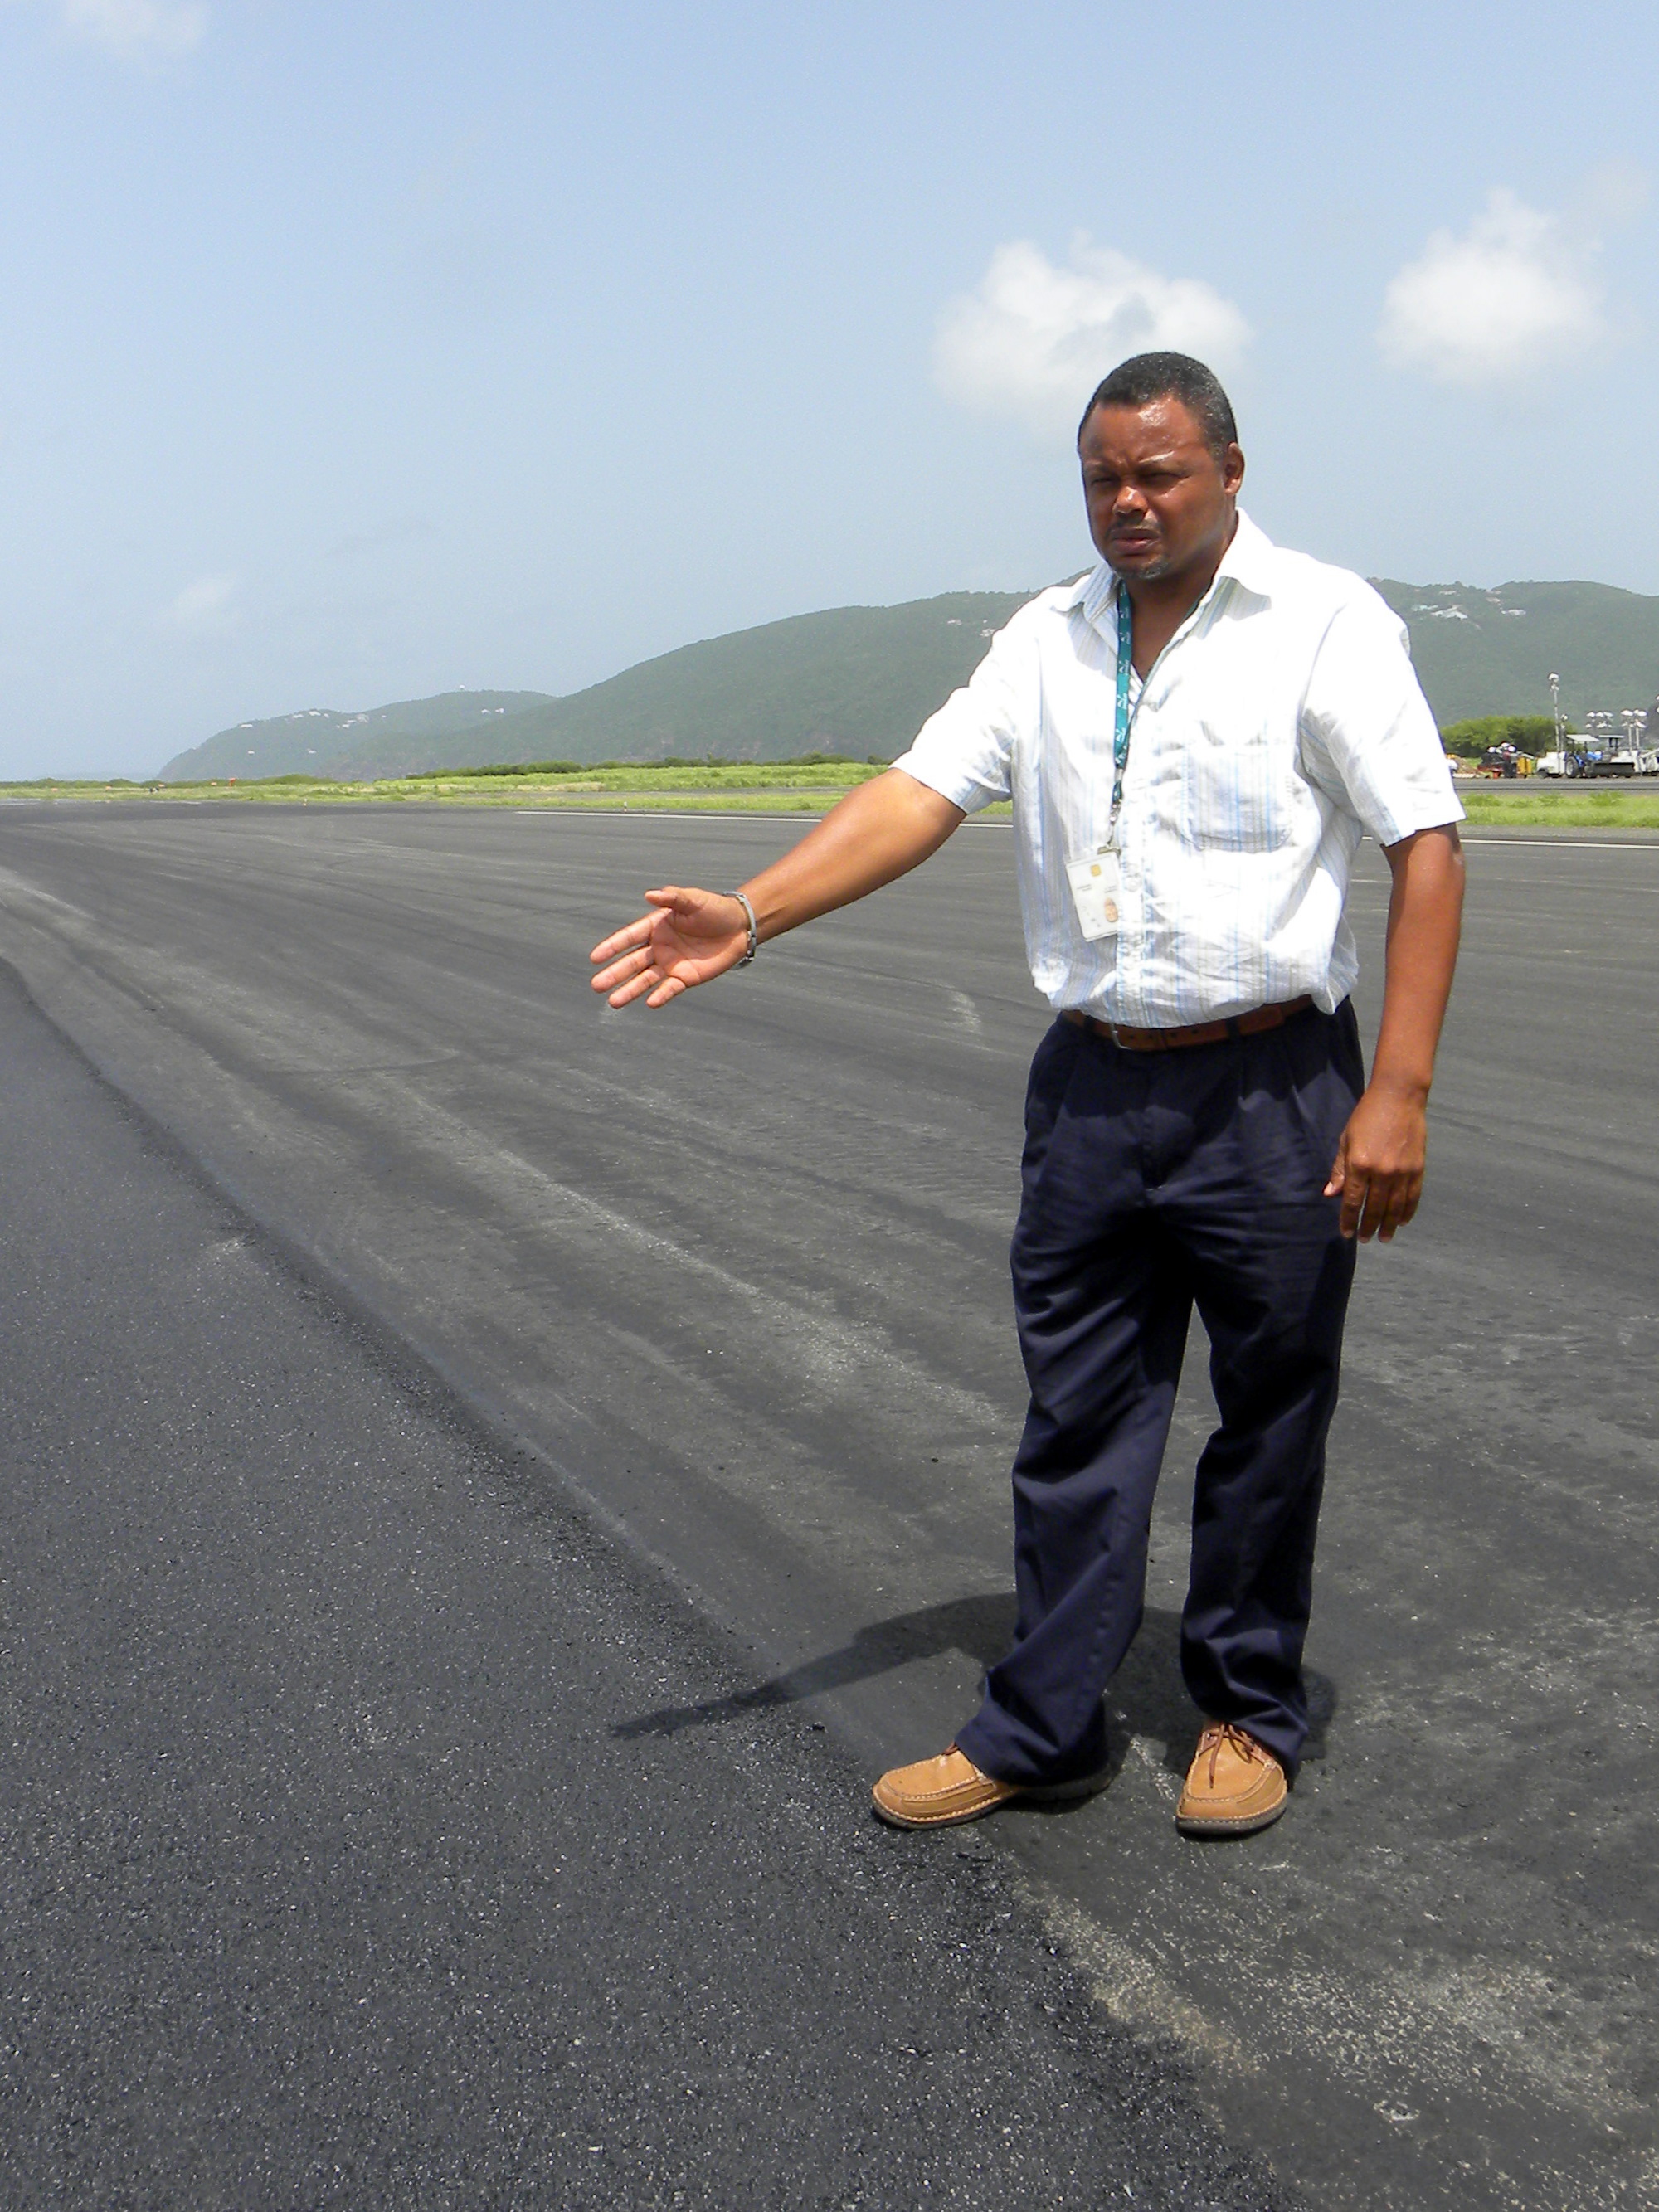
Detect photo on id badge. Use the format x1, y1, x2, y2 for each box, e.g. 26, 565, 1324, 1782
1066, 847, 1121, 941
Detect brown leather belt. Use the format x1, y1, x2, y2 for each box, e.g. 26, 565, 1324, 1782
1063, 994, 1314, 1053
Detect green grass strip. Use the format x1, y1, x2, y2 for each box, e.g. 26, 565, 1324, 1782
1459, 789, 1659, 829
5, 764, 1655, 834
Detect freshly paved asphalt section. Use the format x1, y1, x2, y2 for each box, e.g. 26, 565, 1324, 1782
0, 805, 1655, 2211
0, 966, 1280, 2210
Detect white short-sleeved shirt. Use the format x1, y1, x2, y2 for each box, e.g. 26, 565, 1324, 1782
891, 512, 1462, 1028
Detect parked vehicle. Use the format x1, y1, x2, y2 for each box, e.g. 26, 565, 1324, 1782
1580, 752, 1637, 778
1535, 706, 1657, 778
1478, 745, 1533, 779
1575, 751, 1659, 777
1536, 742, 1608, 777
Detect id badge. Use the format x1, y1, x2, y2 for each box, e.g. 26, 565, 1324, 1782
1065, 848, 1121, 942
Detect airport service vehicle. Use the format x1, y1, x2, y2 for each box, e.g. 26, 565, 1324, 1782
1477, 745, 1533, 779
1530, 744, 1652, 778
1570, 750, 1659, 779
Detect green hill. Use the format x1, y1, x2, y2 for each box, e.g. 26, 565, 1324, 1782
161, 690, 557, 782
1373, 579, 1659, 728
159, 596, 1033, 780
158, 576, 1659, 783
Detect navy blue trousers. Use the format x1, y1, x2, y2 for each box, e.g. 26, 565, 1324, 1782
955, 1001, 1364, 1787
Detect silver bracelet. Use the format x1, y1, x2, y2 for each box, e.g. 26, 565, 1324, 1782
730, 889, 759, 966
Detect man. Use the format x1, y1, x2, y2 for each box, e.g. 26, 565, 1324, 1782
591, 352, 1463, 1840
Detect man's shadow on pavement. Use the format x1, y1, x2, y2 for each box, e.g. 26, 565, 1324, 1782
612, 1592, 1336, 1785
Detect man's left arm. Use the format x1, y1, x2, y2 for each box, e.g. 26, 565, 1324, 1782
1324, 823, 1465, 1242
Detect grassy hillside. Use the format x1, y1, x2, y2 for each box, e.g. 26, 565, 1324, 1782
161, 689, 557, 781
157, 574, 1659, 783
440, 592, 1036, 774
158, 595, 1034, 780
1374, 580, 1659, 727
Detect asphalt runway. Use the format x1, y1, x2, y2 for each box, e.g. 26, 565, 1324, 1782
0, 967, 1274, 2211
0, 803, 1655, 2210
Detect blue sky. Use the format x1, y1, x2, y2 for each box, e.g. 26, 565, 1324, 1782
2, 0, 1655, 776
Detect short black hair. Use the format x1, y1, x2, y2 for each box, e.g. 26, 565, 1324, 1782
1077, 352, 1238, 463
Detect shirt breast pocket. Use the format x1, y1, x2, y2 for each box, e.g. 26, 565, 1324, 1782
1180, 713, 1295, 853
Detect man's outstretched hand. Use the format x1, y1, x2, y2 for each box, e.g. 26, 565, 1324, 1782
587, 773, 964, 1012
590, 886, 751, 1009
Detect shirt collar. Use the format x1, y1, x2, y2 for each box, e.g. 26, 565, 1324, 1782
1211, 508, 1276, 601
1073, 507, 1275, 633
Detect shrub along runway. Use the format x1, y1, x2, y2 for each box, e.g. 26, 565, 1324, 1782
0, 805, 1654, 2210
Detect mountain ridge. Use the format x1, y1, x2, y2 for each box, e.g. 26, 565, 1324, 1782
158, 576, 1659, 782
1371, 577, 1659, 728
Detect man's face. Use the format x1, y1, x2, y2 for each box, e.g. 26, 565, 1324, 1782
1078, 396, 1244, 585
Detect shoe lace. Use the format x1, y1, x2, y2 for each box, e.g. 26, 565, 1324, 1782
1198, 1721, 1264, 1789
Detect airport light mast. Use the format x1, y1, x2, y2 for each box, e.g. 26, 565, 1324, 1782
1549, 672, 1564, 772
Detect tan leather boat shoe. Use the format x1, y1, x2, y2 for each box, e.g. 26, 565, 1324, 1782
1175, 1720, 1288, 1836
872, 1744, 1104, 1830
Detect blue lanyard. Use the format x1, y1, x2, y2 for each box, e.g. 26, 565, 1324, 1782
1111, 586, 1134, 838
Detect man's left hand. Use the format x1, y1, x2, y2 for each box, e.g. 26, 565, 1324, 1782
1328, 823, 1464, 1243
1324, 1082, 1428, 1242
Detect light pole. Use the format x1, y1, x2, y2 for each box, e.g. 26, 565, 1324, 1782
1549, 672, 1564, 774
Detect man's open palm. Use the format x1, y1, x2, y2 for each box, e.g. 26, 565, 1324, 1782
590, 886, 749, 1009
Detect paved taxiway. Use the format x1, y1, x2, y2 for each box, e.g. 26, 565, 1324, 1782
0, 805, 1654, 2210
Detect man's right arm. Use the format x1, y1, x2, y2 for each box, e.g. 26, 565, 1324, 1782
591, 599, 1039, 1009
589, 768, 965, 1010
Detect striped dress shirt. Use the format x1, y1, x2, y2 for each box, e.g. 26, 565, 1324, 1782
892, 511, 1463, 1028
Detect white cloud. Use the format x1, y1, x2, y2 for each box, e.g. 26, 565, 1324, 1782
60, 0, 208, 58
163, 573, 237, 634
934, 236, 1251, 436
1379, 189, 1603, 386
